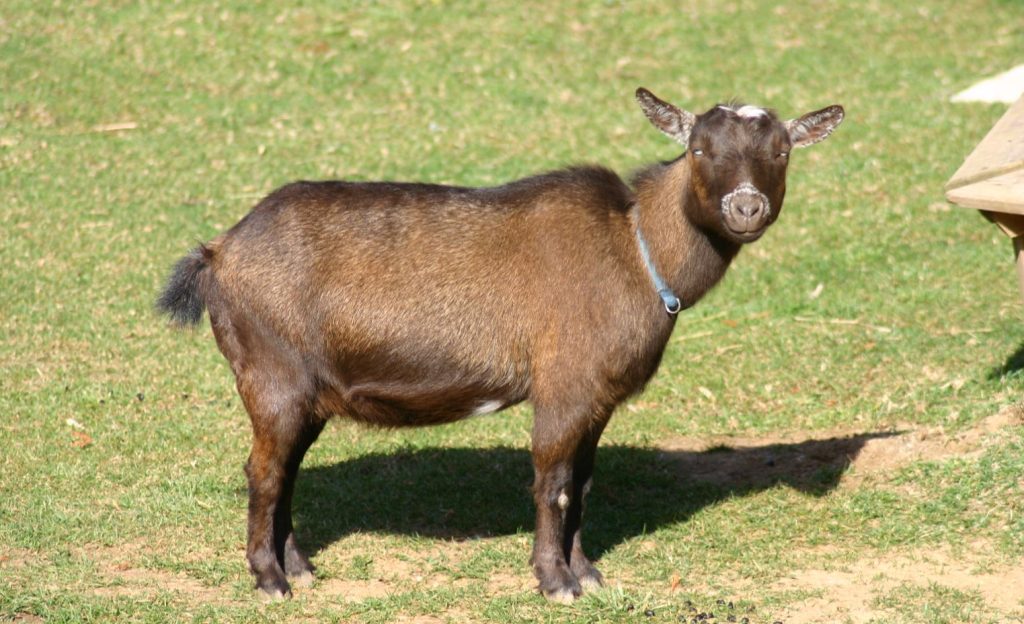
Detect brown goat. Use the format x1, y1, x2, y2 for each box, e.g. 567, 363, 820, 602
157, 88, 843, 602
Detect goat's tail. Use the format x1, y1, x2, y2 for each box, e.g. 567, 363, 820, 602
156, 244, 215, 326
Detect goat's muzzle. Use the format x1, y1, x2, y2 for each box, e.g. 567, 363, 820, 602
721, 182, 771, 242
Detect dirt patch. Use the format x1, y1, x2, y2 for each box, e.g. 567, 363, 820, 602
390, 613, 487, 624
485, 570, 535, 595
80, 537, 490, 608
773, 544, 1024, 623
0, 548, 42, 570
851, 405, 1021, 478
76, 540, 229, 604
315, 577, 393, 602
74, 538, 150, 563
658, 405, 1023, 491
310, 540, 492, 603
391, 614, 486, 624
393, 617, 447, 624
92, 566, 225, 602
656, 406, 1024, 622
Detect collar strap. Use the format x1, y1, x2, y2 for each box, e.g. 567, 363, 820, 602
635, 225, 683, 315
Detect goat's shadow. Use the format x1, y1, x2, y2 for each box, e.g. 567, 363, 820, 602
294, 431, 898, 560
989, 341, 1024, 380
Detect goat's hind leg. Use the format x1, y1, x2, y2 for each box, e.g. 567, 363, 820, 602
275, 417, 325, 588
239, 372, 324, 599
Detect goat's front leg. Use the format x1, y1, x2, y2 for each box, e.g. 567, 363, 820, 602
563, 421, 608, 590
531, 456, 579, 602
529, 404, 611, 602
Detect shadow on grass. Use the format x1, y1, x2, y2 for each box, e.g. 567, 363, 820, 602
989, 342, 1024, 380
295, 431, 897, 560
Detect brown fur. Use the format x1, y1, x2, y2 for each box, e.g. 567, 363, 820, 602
157, 89, 843, 601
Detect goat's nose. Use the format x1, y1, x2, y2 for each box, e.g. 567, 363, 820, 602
732, 193, 765, 218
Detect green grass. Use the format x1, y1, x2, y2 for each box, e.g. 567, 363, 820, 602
3, 1, 1024, 622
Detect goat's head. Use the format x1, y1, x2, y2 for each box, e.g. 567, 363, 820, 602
636, 87, 844, 244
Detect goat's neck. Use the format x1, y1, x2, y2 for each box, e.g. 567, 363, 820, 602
632, 159, 740, 308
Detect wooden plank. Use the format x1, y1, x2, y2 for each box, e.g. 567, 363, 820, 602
945, 168, 1024, 215
946, 95, 1024, 191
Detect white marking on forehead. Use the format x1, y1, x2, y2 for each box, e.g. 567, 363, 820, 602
718, 105, 769, 118
471, 400, 504, 416
737, 105, 768, 118
557, 491, 570, 510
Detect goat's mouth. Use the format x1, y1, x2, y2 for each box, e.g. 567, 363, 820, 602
722, 210, 770, 242
723, 221, 768, 242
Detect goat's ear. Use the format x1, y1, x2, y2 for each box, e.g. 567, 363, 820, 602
636, 87, 696, 147
786, 105, 845, 148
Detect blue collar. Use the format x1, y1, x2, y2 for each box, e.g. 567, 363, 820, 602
635, 225, 683, 315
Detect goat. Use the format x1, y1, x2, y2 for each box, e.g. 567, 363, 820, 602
157, 87, 844, 602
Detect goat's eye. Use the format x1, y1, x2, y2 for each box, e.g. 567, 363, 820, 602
691, 149, 704, 156
777, 151, 789, 159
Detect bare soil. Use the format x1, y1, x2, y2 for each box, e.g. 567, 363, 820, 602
658, 405, 1023, 491
81, 541, 228, 604
658, 404, 1024, 622
774, 544, 1024, 623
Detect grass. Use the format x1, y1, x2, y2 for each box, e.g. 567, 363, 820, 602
3, 0, 1024, 622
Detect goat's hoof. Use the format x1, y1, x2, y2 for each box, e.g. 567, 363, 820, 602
538, 569, 582, 603
572, 560, 604, 591
257, 586, 292, 602
578, 570, 604, 591
283, 545, 316, 581
256, 576, 293, 601
288, 570, 315, 588
542, 586, 580, 604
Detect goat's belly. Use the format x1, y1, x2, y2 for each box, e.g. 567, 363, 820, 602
311, 319, 531, 426
314, 375, 526, 427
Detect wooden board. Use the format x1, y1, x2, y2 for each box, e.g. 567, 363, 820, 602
946, 168, 1024, 215
946, 95, 1024, 192
945, 94, 1024, 302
